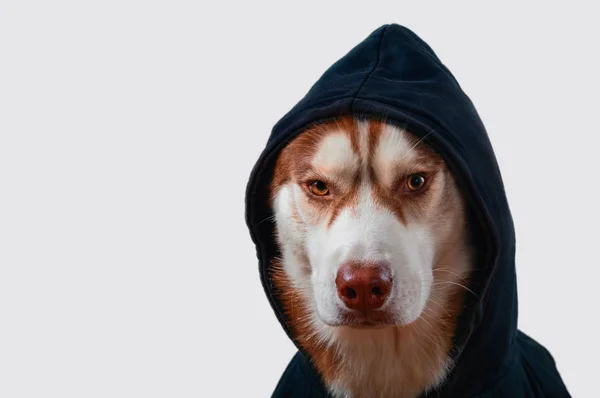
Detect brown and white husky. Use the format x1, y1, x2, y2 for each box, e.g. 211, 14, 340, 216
268, 117, 473, 398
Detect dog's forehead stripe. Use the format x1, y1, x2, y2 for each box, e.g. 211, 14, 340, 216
311, 131, 359, 174
376, 125, 414, 164
372, 125, 415, 188
357, 120, 370, 163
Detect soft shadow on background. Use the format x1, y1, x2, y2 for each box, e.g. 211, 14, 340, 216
1, 2, 598, 397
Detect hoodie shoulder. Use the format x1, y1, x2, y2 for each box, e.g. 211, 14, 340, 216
515, 331, 570, 397
272, 352, 329, 398
468, 331, 570, 398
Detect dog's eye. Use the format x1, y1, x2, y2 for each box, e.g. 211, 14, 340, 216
407, 174, 426, 191
309, 180, 330, 196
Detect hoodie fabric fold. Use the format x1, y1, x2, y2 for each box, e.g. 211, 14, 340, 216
245, 24, 569, 397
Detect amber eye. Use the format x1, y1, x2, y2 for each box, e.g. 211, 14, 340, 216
407, 174, 426, 191
309, 180, 330, 196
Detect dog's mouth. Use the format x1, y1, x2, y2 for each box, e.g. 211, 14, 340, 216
325, 309, 397, 328
347, 320, 388, 329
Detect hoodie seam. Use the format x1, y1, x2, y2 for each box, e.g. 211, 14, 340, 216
350, 25, 388, 113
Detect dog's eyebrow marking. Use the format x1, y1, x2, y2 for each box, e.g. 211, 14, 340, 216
311, 132, 360, 177
372, 124, 416, 188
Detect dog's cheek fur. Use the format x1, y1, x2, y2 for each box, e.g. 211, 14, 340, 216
274, 183, 340, 325
272, 185, 312, 284
272, 183, 339, 382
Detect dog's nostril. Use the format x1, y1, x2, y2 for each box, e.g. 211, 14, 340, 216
372, 286, 382, 296
345, 288, 357, 299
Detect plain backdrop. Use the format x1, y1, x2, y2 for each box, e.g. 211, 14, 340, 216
1, 1, 599, 397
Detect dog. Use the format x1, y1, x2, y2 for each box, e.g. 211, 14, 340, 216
268, 117, 472, 398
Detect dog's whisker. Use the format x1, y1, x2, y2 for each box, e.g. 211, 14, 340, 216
407, 129, 435, 154
431, 281, 478, 298
257, 214, 277, 225
426, 297, 452, 318
432, 267, 469, 282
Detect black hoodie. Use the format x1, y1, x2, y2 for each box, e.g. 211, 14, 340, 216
245, 24, 570, 398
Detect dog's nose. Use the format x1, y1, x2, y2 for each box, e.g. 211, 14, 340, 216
335, 262, 392, 312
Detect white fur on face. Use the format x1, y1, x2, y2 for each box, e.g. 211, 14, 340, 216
311, 131, 360, 179
273, 120, 436, 328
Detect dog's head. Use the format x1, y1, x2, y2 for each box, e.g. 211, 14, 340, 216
270, 118, 470, 329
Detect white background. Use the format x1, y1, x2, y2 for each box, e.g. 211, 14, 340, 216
1, 1, 598, 397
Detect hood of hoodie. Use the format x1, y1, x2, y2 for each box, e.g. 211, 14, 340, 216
245, 24, 518, 396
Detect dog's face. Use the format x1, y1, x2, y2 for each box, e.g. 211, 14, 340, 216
271, 118, 466, 328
